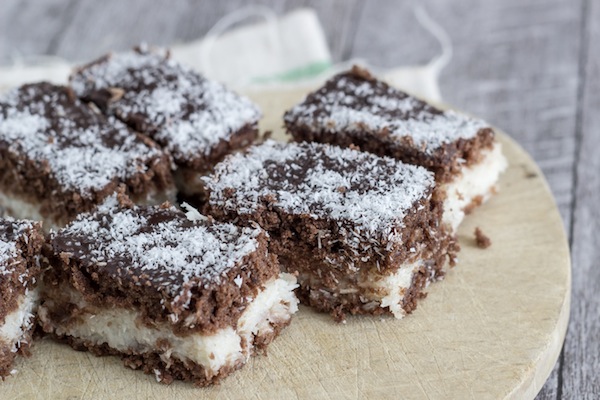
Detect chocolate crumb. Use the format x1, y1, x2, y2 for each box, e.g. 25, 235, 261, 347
475, 227, 491, 249
350, 65, 376, 81
261, 130, 273, 141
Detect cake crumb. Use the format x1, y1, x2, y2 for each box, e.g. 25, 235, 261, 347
474, 227, 491, 249
260, 130, 273, 141
350, 64, 376, 81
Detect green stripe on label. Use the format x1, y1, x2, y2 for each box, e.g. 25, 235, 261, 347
251, 61, 332, 84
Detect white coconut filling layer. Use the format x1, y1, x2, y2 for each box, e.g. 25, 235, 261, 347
360, 261, 420, 319
304, 260, 425, 319
41, 274, 298, 373
0, 288, 39, 352
442, 143, 507, 231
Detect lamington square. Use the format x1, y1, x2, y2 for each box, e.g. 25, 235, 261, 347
38, 194, 298, 386
0, 217, 44, 379
284, 66, 508, 231
0, 82, 175, 231
70, 46, 261, 202
203, 140, 457, 322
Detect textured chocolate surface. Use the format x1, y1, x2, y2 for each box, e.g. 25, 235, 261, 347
204, 140, 436, 250
284, 66, 495, 182
0, 82, 174, 224
70, 46, 261, 171
0, 219, 33, 273
475, 227, 492, 249
47, 195, 277, 334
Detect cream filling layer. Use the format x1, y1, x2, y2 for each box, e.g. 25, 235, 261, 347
359, 262, 420, 319
443, 143, 508, 231
0, 288, 39, 352
39, 274, 298, 374
303, 260, 422, 319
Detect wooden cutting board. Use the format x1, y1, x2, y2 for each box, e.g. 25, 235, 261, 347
0, 87, 570, 400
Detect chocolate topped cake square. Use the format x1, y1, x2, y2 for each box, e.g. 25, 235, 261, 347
38, 194, 298, 386
0, 217, 44, 378
0, 82, 175, 231
70, 46, 261, 200
204, 140, 456, 321
284, 66, 507, 231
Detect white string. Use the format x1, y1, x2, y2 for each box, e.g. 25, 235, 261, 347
200, 5, 282, 81
378, 3, 453, 101
413, 4, 453, 78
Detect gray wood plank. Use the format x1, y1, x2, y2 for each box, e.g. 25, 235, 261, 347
168, 0, 288, 45
537, 355, 562, 400
562, 0, 600, 397
51, 0, 195, 61
0, 0, 22, 58
349, 0, 441, 66
0, 0, 79, 64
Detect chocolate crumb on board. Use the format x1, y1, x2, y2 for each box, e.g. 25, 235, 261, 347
475, 227, 492, 249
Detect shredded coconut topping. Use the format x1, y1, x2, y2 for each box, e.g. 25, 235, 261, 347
53, 200, 262, 296
0, 83, 166, 197
70, 48, 261, 164
0, 217, 34, 278
0, 240, 17, 275
204, 140, 434, 241
284, 69, 489, 154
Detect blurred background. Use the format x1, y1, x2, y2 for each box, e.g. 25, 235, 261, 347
0, 1, 597, 398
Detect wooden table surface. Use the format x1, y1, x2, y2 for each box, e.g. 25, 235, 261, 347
0, 1, 596, 398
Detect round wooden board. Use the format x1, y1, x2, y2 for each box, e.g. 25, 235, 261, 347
0, 87, 570, 400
